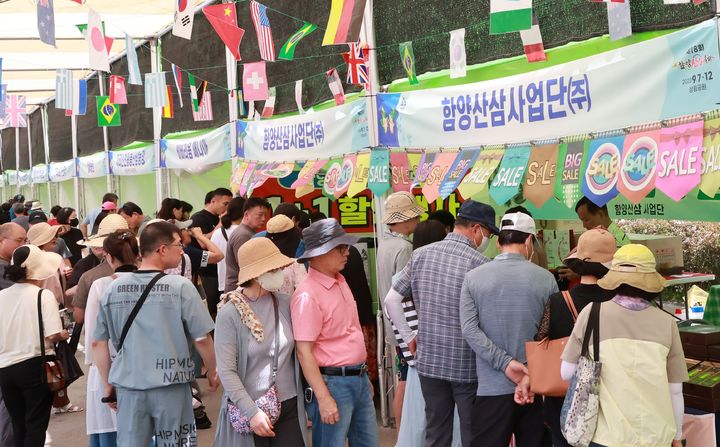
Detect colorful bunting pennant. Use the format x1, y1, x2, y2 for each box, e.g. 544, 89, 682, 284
618, 131, 660, 204
86, 9, 109, 72
343, 42, 369, 85
72, 79, 87, 116
348, 153, 371, 197
607, 0, 632, 41
490, 0, 532, 34
162, 86, 174, 118
109, 75, 127, 104
524, 144, 558, 208
250, 1, 276, 61
145, 72, 168, 108
421, 152, 458, 203
439, 149, 479, 199
96, 96, 120, 127
322, 0, 367, 46
581, 136, 624, 207
231, 160, 251, 195
554, 142, 586, 209
55, 68, 73, 110
262, 87, 276, 118
173, 0, 195, 40
399, 42, 418, 85
520, 14, 547, 63
449, 29, 466, 79
125, 34, 142, 85
413, 152, 436, 187
656, 121, 703, 202
238, 161, 257, 197
279, 22, 318, 60
700, 118, 720, 197
243, 62, 269, 101
457, 147, 505, 199
171, 64, 184, 108
368, 149, 391, 196
323, 157, 355, 200
4, 96, 27, 128
489, 145, 531, 205
37, 0, 56, 47
326, 68, 345, 105
292, 159, 327, 198
295, 80, 305, 113
204, 3, 245, 61
390, 152, 412, 192
192, 91, 213, 121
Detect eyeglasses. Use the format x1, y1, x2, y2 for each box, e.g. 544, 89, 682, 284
158, 242, 184, 253
334, 244, 350, 254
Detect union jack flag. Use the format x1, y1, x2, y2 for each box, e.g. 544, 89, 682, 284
342, 42, 369, 85
250, 1, 275, 62
4, 95, 27, 128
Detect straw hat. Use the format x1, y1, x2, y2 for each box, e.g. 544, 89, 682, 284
597, 244, 666, 293
237, 238, 294, 285
79, 214, 129, 247
266, 215, 294, 234
564, 227, 616, 268
27, 222, 61, 247
11, 245, 62, 280
382, 192, 425, 224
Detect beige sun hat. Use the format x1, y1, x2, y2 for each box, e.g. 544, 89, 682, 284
78, 214, 130, 247
11, 245, 62, 280
597, 244, 666, 293
563, 227, 616, 268
266, 215, 294, 234
237, 238, 294, 285
27, 222, 61, 247
382, 191, 425, 224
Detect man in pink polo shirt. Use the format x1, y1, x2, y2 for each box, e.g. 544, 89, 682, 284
291, 218, 379, 447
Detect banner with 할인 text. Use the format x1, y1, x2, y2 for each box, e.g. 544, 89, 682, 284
377, 19, 720, 147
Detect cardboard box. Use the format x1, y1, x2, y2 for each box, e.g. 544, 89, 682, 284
628, 233, 684, 275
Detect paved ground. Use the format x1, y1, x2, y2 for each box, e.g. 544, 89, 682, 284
47, 350, 397, 446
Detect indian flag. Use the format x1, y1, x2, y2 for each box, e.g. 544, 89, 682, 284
490, 0, 533, 35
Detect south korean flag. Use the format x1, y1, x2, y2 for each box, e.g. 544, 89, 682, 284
172, 0, 194, 40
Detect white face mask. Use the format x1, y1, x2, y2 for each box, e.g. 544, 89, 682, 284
257, 269, 285, 292
477, 236, 490, 253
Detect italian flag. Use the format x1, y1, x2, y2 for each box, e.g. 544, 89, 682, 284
490, 0, 533, 34
520, 16, 546, 63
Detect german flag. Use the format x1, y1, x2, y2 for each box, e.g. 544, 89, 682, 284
322, 0, 367, 46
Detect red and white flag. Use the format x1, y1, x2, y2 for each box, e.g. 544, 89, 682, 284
519, 15, 546, 63
250, 1, 276, 61
192, 91, 213, 121
326, 68, 345, 105
242, 61, 269, 101
342, 42, 369, 85
109, 75, 127, 104
86, 9, 109, 72
171, 64, 184, 108
261, 87, 276, 118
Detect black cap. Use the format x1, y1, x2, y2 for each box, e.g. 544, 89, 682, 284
28, 211, 48, 225
457, 200, 500, 235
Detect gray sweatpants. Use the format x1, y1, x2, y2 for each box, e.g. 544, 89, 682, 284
116, 382, 196, 447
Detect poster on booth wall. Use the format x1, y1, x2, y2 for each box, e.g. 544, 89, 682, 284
160, 123, 233, 169
237, 100, 370, 162
376, 19, 720, 147
76, 152, 108, 178
31, 165, 49, 184
108, 144, 155, 176
49, 160, 76, 182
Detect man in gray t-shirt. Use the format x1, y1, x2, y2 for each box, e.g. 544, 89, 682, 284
93, 221, 219, 447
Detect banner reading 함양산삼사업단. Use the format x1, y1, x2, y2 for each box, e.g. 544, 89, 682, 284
376, 19, 720, 147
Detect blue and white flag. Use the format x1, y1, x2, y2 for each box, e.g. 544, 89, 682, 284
0, 59, 3, 102
125, 33, 142, 85
144, 72, 167, 108
0, 85, 6, 120
37, 0, 56, 47
72, 79, 87, 115
55, 68, 73, 110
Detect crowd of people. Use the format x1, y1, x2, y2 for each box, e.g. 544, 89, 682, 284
0, 187, 688, 447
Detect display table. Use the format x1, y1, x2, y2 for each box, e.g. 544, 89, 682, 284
660, 273, 716, 320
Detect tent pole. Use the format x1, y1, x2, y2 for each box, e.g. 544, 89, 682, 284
98, 73, 113, 193
226, 47, 239, 196
71, 114, 80, 213
41, 105, 51, 207
27, 118, 34, 199
15, 128, 20, 195
151, 38, 163, 211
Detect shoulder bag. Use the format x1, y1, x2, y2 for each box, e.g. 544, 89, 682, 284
227, 294, 282, 434
561, 301, 602, 447
525, 291, 578, 397
117, 272, 166, 352
37, 289, 65, 392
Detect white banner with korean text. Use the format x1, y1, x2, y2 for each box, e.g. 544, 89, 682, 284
160, 124, 233, 169
77, 152, 108, 179
109, 144, 155, 176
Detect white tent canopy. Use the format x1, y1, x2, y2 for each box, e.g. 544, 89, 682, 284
0, 0, 179, 109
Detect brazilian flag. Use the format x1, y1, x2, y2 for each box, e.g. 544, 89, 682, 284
278, 22, 317, 61
399, 41, 418, 85
96, 96, 121, 127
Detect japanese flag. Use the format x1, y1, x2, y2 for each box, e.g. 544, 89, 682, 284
86, 9, 109, 72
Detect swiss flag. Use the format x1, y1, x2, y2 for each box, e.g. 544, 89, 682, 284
109, 75, 127, 104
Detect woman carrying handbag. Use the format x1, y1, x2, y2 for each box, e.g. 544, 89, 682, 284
0, 245, 69, 447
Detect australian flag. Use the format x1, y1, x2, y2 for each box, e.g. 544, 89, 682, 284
37, 0, 56, 47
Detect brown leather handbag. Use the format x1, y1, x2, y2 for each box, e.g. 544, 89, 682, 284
37, 289, 66, 392
525, 291, 578, 397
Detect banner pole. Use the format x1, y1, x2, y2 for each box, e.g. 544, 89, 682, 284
151, 38, 163, 211
26, 116, 33, 199
98, 73, 113, 193
15, 127, 20, 195
71, 114, 80, 213
41, 105, 51, 208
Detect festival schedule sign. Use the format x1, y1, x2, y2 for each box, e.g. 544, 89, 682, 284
109, 144, 155, 176
49, 160, 76, 182
376, 19, 720, 147
161, 124, 233, 169
238, 101, 370, 162
76, 152, 108, 178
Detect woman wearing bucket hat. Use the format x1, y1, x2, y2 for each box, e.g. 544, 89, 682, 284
213, 237, 306, 447
561, 244, 688, 447
0, 245, 69, 446
533, 227, 616, 447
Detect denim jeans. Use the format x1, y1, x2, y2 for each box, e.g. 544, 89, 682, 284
306, 372, 379, 447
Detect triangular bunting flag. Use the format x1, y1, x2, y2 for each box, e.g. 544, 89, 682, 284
250, 1, 276, 61
326, 68, 345, 105
171, 64, 184, 108
109, 75, 127, 104
520, 14, 547, 62
279, 22, 317, 60
173, 0, 195, 40
243, 62, 269, 101
449, 29, 466, 78
203, 3, 245, 61
262, 87, 276, 118
399, 42, 418, 85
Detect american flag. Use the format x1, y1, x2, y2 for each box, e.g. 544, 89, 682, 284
343, 42, 369, 85
250, 1, 275, 62
4, 95, 27, 128
192, 91, 213, 121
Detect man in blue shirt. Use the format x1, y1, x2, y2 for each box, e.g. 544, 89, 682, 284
93, 221, 219, 447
